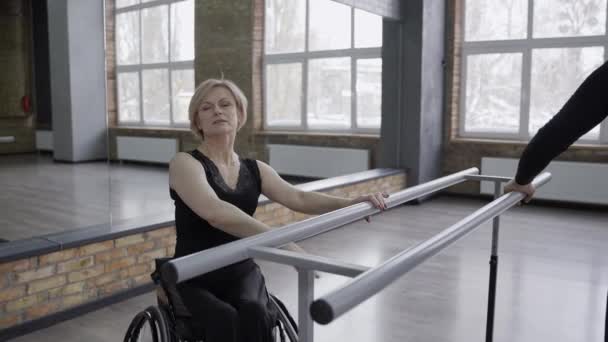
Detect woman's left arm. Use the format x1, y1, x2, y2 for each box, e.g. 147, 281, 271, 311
257, 161, 388, 215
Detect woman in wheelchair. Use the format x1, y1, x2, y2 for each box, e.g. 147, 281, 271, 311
167, 78, 388, 342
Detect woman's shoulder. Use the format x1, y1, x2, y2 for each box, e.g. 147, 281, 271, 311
169, 152, 207, 189
171, 151, 194, 163
170, 151, 205, 172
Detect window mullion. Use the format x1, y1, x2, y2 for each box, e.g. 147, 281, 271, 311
262, 61, 268, 130
519, 48, 532, 141
520, 0, 534, 140
601, 46, 608, 144
351, 7, 356, 130
138, 9, 144, 125
459, 0, 467, 138
458, 50, 468, 138
602, 1, 608, 144
167, 3, 173, 126
302, 0, 310, 130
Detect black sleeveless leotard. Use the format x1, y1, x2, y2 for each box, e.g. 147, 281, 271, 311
169, 150, 279, 342
170, 149, 261, 284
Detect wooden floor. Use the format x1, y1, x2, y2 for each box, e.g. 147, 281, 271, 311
0, 153, 172, 241
10, 196, 608, 342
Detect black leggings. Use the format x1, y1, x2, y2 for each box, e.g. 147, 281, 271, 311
177, 265, 278, 342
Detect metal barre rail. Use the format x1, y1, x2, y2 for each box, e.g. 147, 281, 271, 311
161, 167, 480, 284
309, 172, 552, 324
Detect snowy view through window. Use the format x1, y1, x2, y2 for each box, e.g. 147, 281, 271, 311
462, 0, 607, 143
264, 0, 382, 132
115, 0, 194, 126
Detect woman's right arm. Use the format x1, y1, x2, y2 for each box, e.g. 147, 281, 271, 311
169, 152, 272, 238
170, 153, 316, 262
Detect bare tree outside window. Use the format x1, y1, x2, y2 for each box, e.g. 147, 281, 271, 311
266, 63, 302, 126
529, 47, 604, 136
465, 53, 522, 133
534, 0, 606, 37
265, 0, 305, 54
116, 12, 140, 65
465, 0, 527, 41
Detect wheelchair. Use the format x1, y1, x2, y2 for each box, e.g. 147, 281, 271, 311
124, 258, 298, 342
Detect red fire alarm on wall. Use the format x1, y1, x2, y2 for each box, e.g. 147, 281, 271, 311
22, 95, 31, 113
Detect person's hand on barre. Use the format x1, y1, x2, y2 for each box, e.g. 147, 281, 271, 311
350, 191, 390, 222
504, 179, 536, 203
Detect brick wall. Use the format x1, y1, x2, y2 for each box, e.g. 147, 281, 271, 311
253, 173, 406, 225
0, 172, 406, 330
0, 227, 174, 329
252, 0, 264, 132
196, 0, 261, 157
445, 0, 461, 142
443, 0, 608, 194
105, 0, 117, 127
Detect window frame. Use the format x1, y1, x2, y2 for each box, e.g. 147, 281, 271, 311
263, 0, 382, 134
115, 0, 194, 128
459, 0, 608, 144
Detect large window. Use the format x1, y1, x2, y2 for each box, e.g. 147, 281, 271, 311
460, 0, 608, 143
115, 0, 194, 126
264, 0, 383, 132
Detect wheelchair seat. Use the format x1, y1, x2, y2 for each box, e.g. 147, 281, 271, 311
124, 257, 298, 342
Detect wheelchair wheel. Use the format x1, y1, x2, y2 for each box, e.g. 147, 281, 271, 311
125, 293, 297, 342
124, 306, 170, 342
158, 305, 181, 342
147, 306, 170, 342
123, 311, 148, 342
269, 295, 298, 342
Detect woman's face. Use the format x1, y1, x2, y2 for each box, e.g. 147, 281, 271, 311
196, 86, 242, 138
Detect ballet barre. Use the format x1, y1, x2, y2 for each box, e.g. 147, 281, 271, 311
161, 168, 552, 342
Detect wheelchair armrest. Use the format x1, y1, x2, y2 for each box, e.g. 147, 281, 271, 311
151, 257, 173, 284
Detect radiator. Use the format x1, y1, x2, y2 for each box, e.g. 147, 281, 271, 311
481, 157, 608, 205
116, 136, 178, 164
0, 136, 15, 144
35, 130, 53, 151
268, 144, 370, 178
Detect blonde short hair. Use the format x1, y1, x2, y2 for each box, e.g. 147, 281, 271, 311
188, 79, 248, 140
